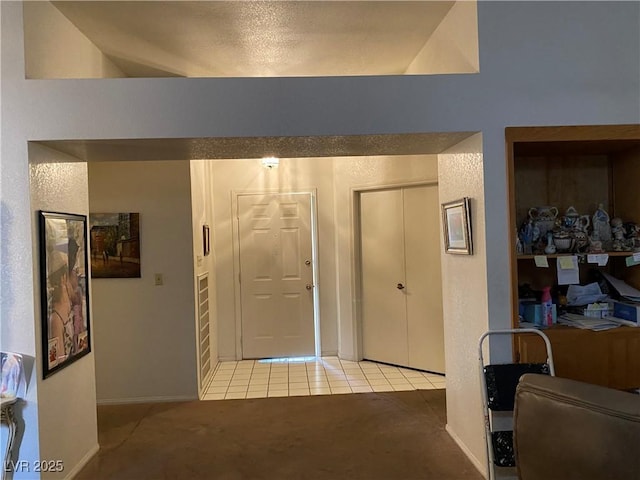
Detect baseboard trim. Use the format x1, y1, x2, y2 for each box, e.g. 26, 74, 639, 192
65, 443, 99, 480
218, 356, 238, 362
97, 395, 197, 405
445, 424, 487, 479
321, 351, 339, 358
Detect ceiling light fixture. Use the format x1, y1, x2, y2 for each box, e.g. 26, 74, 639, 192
261, 156, 280, 169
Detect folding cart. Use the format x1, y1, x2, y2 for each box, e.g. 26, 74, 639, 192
478, 329, 555, 480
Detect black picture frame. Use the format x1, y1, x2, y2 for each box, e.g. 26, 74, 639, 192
441, 197, 473, 255
39, 211, 91, 378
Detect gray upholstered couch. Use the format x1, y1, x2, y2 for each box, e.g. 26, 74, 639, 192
513, 373, 640, 480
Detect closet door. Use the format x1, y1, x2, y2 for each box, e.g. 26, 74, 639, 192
360, 185, 445, 373
360, 189, 409, 366
404, 185, 444, 373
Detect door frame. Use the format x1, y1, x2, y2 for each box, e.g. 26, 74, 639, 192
231, 189, 321, 360
352, 180, 439, 362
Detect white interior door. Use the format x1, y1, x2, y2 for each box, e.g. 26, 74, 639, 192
237, 193, 315, 359
360, 185, 445, 373
361, 189, 409, 366
404, 185, 445, 373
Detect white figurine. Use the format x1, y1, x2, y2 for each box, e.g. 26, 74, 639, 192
592, 203, 612, 243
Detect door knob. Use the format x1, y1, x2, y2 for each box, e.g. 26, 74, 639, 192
397, 283, 405, 290
305, 260, 311, 266
306, 284, 314, 290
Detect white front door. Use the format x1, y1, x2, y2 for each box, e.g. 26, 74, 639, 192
237, 193, 315, 359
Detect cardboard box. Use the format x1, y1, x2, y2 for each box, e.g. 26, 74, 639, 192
609, 300, 640, 324
523, 304, 557, 326
579, 303, 613, 319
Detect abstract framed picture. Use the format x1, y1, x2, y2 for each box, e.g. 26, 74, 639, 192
39, 211, 91, 378
89, 213, 141, 278
441, 197, 473, 255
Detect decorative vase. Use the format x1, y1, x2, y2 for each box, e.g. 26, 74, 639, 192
529, 206, 559, 238
544, 232, 557, 254
562, 206, 590, 233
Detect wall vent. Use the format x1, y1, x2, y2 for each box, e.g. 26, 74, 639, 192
198, 273, 212, 390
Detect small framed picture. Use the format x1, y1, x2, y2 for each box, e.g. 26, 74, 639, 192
441, 197, 473, 255
89, 212, 141, 278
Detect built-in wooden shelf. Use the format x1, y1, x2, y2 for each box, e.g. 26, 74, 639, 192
507, 124, 640, 391
517, 251, 637, 260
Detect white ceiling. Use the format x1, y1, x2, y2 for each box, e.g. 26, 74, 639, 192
52, 1, 457, 78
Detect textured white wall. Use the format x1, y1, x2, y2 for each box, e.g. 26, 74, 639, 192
0, 6, 42, 475
210, 157, 338, 359
23, 1, 124, 79
438, 134, 487, 474
88, 161, 198, 403
29, 144, 99, 480
333, 155, 439, 360
190, 159, 218, 395
2, 1, 639, 476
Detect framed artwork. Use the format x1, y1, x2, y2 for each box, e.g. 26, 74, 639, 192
89, 213, 141, 278
203, 225, 211, 256
39, 211, 91, 378
441, 197, 473, 255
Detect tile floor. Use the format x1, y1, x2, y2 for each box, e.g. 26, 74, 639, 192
202, 356, 445, 401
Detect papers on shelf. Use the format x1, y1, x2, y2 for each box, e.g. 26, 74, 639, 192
587, 254, 609, 266
626, 255, 640, 267
534, 255, 549, 268
558, 313, 621, 331
604, 316, 639, 328
602, 272, 640, 302
556, 255, 579, 285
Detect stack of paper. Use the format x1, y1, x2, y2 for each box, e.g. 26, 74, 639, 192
558, 313, 621, 331
604, 316, 638, 327
602, 273, 640, 302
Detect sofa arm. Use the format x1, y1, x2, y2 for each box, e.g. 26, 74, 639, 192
513, 373, 640, 480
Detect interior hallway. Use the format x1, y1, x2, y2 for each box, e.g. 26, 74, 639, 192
76, 389, 480, 480
203, 356, 446, 400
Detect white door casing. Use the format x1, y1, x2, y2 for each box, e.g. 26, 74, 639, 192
237, 193, 315, 359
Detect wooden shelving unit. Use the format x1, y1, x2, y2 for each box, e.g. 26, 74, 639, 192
506, 124, 640, 391
517, 252, 635, 260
